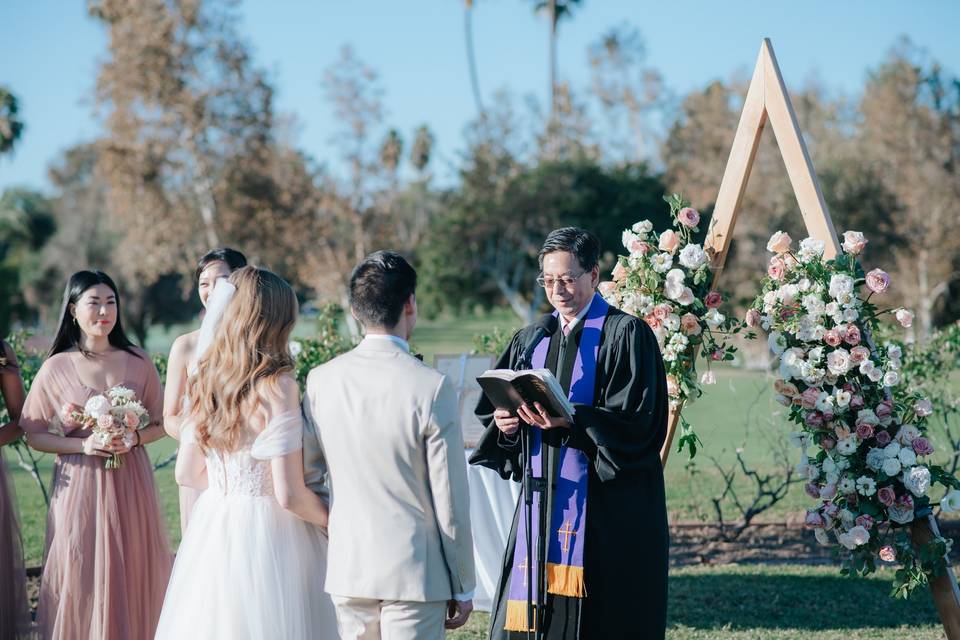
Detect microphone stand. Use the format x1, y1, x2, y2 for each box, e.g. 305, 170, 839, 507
516, 345, 548, 640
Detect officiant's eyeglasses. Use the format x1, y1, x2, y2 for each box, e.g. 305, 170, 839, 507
537, 271, 586, 290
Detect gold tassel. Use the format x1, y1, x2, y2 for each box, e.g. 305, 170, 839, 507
546, 563, 587, 598
504, 600, 537, 632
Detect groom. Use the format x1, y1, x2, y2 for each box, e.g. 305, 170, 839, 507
302, 250, 476, 640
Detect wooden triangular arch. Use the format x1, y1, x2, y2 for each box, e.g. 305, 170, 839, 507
657, 38, 960, 638
660, 38, 840, 465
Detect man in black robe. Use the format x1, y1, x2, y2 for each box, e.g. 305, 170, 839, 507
470, 227, 669, 639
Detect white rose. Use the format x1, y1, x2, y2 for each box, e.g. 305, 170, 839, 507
84, 395, 112, 419
897, 425, 920, 445
898, 448, 917, 467
902, 466, 931, 497
848, 525, 870, 546
677, 287, 696, 307
704, 308, 725, 329
940, 489, 960, 514
289, 340, 303, 358
883, 442, 901, 458
868, 367, 883, 383
622, 230, 639, 250
881, 457, 902, 477
826, 349, 851, 375
678, 244, 708, 269
865, 448, 885, 471
798, 238, 825, 262
883, 371, 900, 387
663, 314, 681, 332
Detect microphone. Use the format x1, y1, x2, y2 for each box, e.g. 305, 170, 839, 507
517, 314, 559, 370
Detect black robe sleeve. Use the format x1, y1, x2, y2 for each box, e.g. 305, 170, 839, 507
567, 312, 669, 481
468, 328, 529, 482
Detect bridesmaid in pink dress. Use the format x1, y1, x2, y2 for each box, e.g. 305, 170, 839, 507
19, 271, 172, 640
0, 339, 31, 639
162, 247, 246, 536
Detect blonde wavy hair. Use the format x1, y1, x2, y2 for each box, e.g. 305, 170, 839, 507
187, 266, 297, 452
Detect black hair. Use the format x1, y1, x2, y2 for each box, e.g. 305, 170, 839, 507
537, 227, 601, 272
195, 247, 248, 281
49, 270, 141, 358
349, 251, 417, 329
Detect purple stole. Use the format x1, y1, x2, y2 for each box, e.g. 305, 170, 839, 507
504, 293, 609, 632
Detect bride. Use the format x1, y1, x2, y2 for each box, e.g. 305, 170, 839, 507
155, 266, 338, 639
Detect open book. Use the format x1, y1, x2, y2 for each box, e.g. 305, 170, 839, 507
476, 368, 575, 422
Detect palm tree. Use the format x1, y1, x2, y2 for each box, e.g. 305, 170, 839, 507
530, 0, 582, 119
463, 1, 486, 118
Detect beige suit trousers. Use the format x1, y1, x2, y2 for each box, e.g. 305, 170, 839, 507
331, 596, 446, 640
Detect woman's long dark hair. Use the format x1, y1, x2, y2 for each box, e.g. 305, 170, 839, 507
49, 270, 141, 358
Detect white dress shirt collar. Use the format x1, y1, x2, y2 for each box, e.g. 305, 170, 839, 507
559, 297, 594, 335
362, 333, 410, 353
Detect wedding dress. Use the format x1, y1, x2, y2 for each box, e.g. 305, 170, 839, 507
155, 411, 338, 639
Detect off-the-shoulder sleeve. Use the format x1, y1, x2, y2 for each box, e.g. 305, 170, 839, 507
250, 410, 304, 460
19, 359, 61, 434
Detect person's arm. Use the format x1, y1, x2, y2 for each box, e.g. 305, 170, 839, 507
424, 375, 476, 623
0, 344, 25, 446
300, 371, 330, 502
162, 334, 192, 440
262, 376, 328, 527
174, 435, 208, 490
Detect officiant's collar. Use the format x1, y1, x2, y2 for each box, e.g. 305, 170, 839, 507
362, 333, 410, 353
559, 294, 594, 335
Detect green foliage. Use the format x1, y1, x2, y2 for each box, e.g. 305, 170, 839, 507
471, 326, 514, 357
291, 304, 356, 390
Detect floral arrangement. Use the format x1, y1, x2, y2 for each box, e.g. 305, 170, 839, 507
747, 228, 960, 597
600, 194, 749, 458
63, 385, 150, 470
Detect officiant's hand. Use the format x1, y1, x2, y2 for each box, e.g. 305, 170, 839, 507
518, 402, 571, 430
493, 409, 520, 436
444, 598, 473, 629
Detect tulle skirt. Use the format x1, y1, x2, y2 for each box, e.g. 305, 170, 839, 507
0, 454, 30, 640
37, 448, 172, 640
155, 490, 338, 639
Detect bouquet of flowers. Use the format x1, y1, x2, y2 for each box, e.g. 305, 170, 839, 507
600, 194, 750, 458
747, 228, 960, 597
65, 385, 150, 470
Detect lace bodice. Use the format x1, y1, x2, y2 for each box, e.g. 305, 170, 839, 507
181, 411, 304, 499
205, 448, 275, 497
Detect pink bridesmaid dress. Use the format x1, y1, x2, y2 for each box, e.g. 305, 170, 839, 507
0, 343, 31, 640
19, 348, 173, 640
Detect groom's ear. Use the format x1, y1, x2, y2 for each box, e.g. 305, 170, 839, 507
404, 294, 417, 316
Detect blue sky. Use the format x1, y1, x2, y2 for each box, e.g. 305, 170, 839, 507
2, 1, 958, 192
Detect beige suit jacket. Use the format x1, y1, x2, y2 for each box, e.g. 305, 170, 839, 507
302, 337, 476, 602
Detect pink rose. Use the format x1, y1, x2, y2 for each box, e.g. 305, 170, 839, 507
774, 379, 799, 397
912, 437, 934, 456
123, 410, 140, 429
823, 330, 842, 347
855, 514, 874, 530
766, 231, 792, 254
767, 256, 785, 280
704, 291, 723, 309
865, 268, 890, 294
843, 324, 861, 346
875, 400, 893, 420
850, 395, 865, 410
914, 399, 933, 417
877, 486, 896, 507
820, 435, 836, 451
895, 308, 914, 328
653, 303, 672, 320
823, 502, 840, 518
97, 414, 115, 429
665, 375, 680, 398
611, 262, 628, 282
805, 412, 825, 428
643, 314, 662, 331
856, 423, 874, 440
875, 430, 892, 446
677, 207, 700, 228
804, 482, 821, 499
745, 308, 761, 328
879, 545, 897, 562
842, 230, 868, 256
710, 349, 724, 361
804, 510, 825, 529
680, 313, 701, 336
800, 387, 821, 410
850, 346, 871, 364
658, 230, 680, 254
